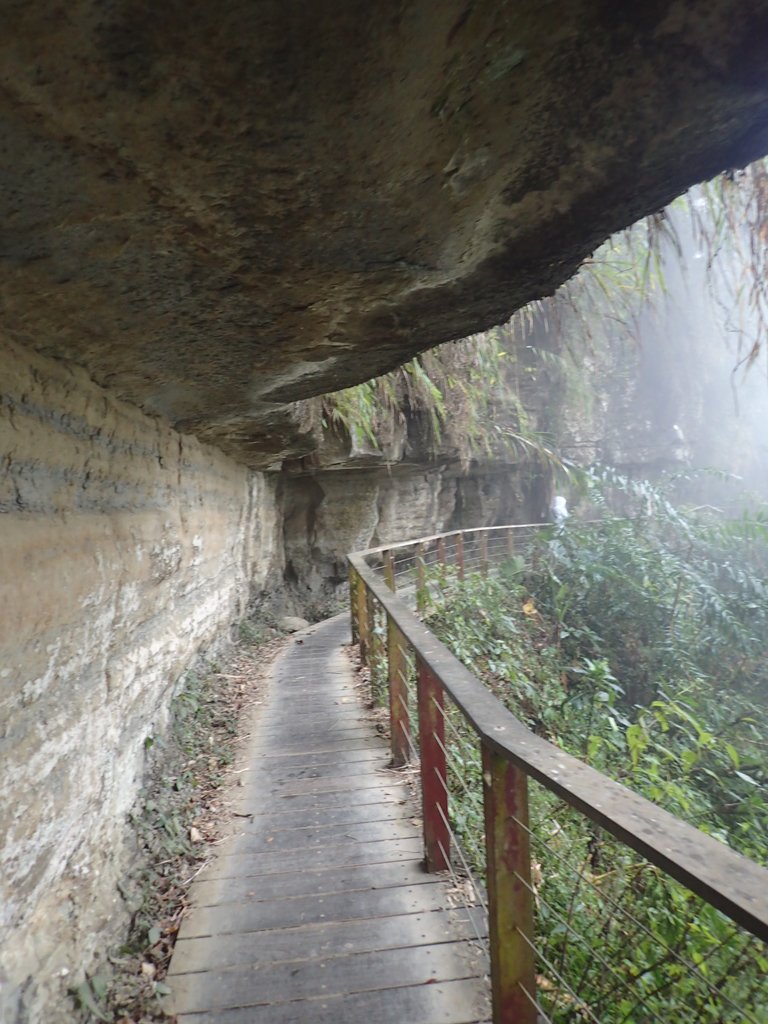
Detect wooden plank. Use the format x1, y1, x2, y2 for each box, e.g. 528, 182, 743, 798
170, 908, 485, 975
174, 976, 490, 1024
234, 816, 418, 854
190, 859, 441, 910
241, 783, 403, 816
178, 882, 456, 938
169, 611, 490, 1024
254, 735, 380, 757
195, 837, 424, 881
169, 939, 484, 1015
249, 743, 384, 767
258, 770, 407, 799
247, 760, 392, 785
256, 710, 366, 730
241, 798, 405, 831
236, 784, 407, 815
250, 780, 405, 812
258, 723, 374, 747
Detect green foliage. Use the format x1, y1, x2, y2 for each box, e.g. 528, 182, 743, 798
320, 331, 564, 473
424, 496, 768, 1021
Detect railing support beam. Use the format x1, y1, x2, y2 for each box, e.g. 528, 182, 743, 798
416, 656, 450, 871
482, 744, 537, 1024
357, 573, 370, 667
387, 615, 411, 767
384, 549, 396, 592
415, 542, 427, 614
349, 565, 360, 645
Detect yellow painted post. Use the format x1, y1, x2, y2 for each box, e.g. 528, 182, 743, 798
456, 532, 465, 581
387, 615, 410, 767
482, 743, 537, 1024
349, 565, 359, 645
367, 587, 378, 681
357, 574, 370, 667
415, 542, 427, 614
384, 549, 396, 592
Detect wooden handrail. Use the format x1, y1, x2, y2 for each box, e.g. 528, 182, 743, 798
348, 540, 768, 944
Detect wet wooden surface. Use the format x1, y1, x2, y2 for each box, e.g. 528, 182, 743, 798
167, 613, 490, 1023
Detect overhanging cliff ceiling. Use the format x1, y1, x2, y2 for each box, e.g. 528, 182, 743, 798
2, 1, 768, 465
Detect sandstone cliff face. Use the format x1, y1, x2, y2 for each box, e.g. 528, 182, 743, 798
4, 4, 768, 1018
0, 336, 524, 1020
280, 459, 544, 608
2, 2, 768, 463
0, 337, 282, 1021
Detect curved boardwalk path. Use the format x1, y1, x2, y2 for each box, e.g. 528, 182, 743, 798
167, 613, 490, 1023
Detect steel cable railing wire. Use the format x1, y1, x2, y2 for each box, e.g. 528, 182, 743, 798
430, 729, 488, 889
434, 799, 490, 946
349, 524, 768, 1024
507, 808, 764, 1024
509, 869, 669, 1024
515, 926, 603, 1024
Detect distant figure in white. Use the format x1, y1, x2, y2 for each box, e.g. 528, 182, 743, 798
549, 495, 569, 527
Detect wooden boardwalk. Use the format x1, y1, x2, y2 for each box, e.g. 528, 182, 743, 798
167, 612, 490, 1023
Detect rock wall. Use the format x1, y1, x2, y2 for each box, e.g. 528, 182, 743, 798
280, 460, 545, 606
0, 335, 542, 1022
0, 336, 282, 1022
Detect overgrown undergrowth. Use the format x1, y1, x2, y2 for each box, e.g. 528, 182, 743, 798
423, 504, 768, 1022
73, 629, 284, 1024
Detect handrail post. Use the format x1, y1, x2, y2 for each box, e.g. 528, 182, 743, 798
415, 542, 427, 614
387, 614, 411, 767
384, 549, 396, 592
480, 531, 489, 576
357, 573, 370, 667
506, 529, 516, 560
416, 656, 450, 871
437, 536, 446, 566
482, 743, 537, 1024
366, 588, 378, 689
456, 532, 465, 581
349, 564, 360, 645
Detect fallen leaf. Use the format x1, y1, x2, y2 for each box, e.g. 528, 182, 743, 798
189, 826, 202, 843
141, 962, 156, 978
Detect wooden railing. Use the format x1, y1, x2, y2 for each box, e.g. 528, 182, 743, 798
347, 524, 768, 1024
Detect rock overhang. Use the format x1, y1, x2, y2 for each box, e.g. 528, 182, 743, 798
2, 0, 768, 466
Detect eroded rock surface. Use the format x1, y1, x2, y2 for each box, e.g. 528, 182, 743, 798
2, 1, 768, 464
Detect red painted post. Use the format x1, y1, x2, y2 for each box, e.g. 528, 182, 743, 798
480, 531, 489, 576
384, 549, 396, 592
456, 532, 465, 581
357, 574, 370, 667
415, 542, 427, 614
416, 655, 450, 871
387, 615, 411, 767
349, 565, 360, 645
482, 743, 537, 1024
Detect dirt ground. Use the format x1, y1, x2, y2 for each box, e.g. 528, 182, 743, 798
73, 630, 289, 1024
